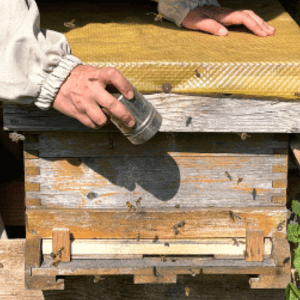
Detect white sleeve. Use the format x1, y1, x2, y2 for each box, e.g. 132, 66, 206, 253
0, 0, 82, 110
157, 0, 221, 27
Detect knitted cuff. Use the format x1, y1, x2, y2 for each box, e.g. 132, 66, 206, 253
35, 54, 82, 110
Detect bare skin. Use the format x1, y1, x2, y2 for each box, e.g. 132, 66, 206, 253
182, 6, 275, 36
53, 7, 275, 129
53, 65, 135, 129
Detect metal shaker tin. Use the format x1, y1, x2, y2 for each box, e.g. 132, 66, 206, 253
110, 84, 162, 145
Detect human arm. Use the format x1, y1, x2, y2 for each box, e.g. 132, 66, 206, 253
0, 0, 135, 128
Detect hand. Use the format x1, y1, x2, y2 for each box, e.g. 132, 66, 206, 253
52, 65, 135, 129
182, 6, 275, 37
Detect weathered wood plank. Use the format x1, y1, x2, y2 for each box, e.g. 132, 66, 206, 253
245, 230, 264, 262
52, 228, 71, 262
26, 208, 287, 239
0, 239, 45, 299
4, 96, 300, 133
42, 238, 272, 258
0, 239, 287, 299
24, 154, 287, 208
249, 274, 291, 289
23, 132, 288, 158
32, 257, 283, 277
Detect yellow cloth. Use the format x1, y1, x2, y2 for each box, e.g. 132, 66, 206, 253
41, 0, 300, 100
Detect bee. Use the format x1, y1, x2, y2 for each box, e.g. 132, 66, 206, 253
94, 275, 105, 283
160, 255, 167, 262
186, 116, 192, 127
64, 19, 75, 28
50, 252, 57, 260
232, 237, 240, 247
177, 220, 185, 228
173, 225, 179, 235
9, 132, 25, 143
238, 133, 251, 141
154, 13, 163, 22
229, 211, 241, 221
153, 235, 159, 242
126, 201, 136, 212
164, 242, 170, 247
185, 287, 191, 297
175, 204, 181, 209
277, 220, 285, 231
171, 258, 176, 262
153, 266, 160, 277
189, 268, 196, 277
225, 171, 232, 181
194, 69, 201, 78
57, 247, 64, 259
295, 92, 300, 97
137, 233, 141, 242
252, 188, 257, 200
136, 197, 142, 207
50, 259, 61, 267
237, 177, 243, 184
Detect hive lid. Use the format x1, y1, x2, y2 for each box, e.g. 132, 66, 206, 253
41, 0, 300, 100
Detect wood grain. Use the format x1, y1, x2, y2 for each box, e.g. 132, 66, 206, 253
23, 132, 288, 158
245, 230, 264, 262
4, 96, 300, 133
23, 132, 288, 209
0, 239, 287, 299
52, 228, 70, 262
42, 238, 272, 258
32, 257, 284, 277
26, 207, 287, 239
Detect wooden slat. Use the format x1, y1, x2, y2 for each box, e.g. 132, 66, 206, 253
24, 155, 286, 209
26, 207, 287, 239
4, 96, 300, 132
0, 239, 286, 298
245, 230, 264, 262
24, 132, 288, 158
32, 257, 285, 277
52, 228, 71, 262
42, 238, 272, 257
249, 274, 291, 289
134, 274, 177, 284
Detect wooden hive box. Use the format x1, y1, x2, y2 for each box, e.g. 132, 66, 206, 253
3, 94, 294, 290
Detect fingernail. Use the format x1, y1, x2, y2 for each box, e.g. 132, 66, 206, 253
218, 28, 228, 36
126, 90, 134, 100
128, 119, 135, 128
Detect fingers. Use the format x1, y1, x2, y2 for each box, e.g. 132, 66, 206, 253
182, 6, 275, 37
53, 92, 103, 129
182, 8, 228, 36
204, 8, 275, 37
243, 10, 275, 35
92, 67, 134, 100
91, 87, 135, 128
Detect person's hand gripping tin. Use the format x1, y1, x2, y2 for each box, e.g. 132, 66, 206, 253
110, 84, 162, 145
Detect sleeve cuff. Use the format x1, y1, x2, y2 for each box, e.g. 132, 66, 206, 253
158, 0, 221, 28
34, 54, 82, 110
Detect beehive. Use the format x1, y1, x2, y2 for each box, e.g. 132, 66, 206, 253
3, 0, 300, 290
3, 94, 292, 290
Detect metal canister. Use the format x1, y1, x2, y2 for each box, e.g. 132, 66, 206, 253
110, 84, 162, 145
